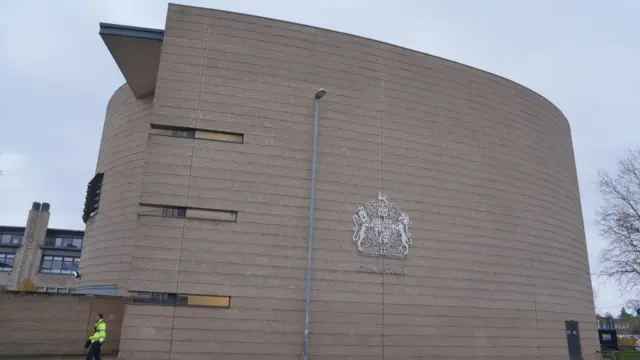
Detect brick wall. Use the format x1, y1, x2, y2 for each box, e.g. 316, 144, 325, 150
91, 4, 599, 359
0, 292, 125, 357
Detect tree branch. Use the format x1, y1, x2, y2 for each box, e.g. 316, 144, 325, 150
598, 148, 640, 290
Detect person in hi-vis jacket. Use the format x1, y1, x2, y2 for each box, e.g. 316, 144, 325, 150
85, 313, 107, 360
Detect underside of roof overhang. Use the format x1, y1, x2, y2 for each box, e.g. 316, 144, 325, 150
99, 23, 165, 99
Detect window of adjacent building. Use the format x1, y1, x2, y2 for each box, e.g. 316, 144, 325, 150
39, 255, 80, 275
44, 236, 83, 249
0, 233, 23, 245
0, 253, 15, 272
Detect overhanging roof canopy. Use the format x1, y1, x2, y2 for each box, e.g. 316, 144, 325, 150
99, 23, 165, 99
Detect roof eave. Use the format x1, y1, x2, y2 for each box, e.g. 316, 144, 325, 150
99, 22, 165, 99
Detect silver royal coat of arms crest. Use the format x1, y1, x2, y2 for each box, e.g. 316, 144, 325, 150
352, 192, 412, 259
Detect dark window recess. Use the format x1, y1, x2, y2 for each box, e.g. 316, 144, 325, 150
83, 173, 104, 223
44, 237, 83, 249
150, 124, 243, 143
133, 292, 178, 305
132, 292, 230, 308
162, 207, 186, 218
141, 204, 235, 222
151, 124, 195, 138
0, 254, 15, 272
40, 255, 80, 275
171, 129, 195, 138
0, 233, 23, 245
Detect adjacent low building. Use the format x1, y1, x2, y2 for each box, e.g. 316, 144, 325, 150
79, 3, 598, 359
0, 202, 83, 293
598, 316, 640, 336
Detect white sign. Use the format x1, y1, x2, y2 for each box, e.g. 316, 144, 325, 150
352, 192, 412, 259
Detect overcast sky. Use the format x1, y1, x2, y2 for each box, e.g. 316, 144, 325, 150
0, 0, 638, 315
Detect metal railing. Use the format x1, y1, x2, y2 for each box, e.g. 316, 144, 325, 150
600, 350, 640, 359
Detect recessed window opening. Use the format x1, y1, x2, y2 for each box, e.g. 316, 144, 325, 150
44, 236, 83, 249
0, 253, 15, 272
39, 255, 80, 275
0, 233, 22, 245
161, 207, 187, 218
150, 124, 243, 143
83, 173, 103, 223
140, 204, 237, 222
132, 292, 231, 308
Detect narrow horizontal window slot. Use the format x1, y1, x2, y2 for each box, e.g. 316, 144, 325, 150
140, 204, 236, 222
195, 130, 243, 143
150, 124, 243, 143
150, 124, 195, 138
132, 292, 231, 308
139, 204, 186, 218
162, 207, 186, 218
186, 295, 230, 307
132, 292, 177, 305
186, 208, 237, 222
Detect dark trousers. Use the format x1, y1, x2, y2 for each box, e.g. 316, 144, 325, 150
86, 342, 101, 360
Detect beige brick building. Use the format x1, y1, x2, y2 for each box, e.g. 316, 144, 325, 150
0, 202, 83, 293
79, 3, 598, 359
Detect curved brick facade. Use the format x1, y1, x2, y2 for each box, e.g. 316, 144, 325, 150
79, 84, 152, 295
88, 4, 598, 360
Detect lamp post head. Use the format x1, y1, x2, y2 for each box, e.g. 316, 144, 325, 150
315, 89, 326, 99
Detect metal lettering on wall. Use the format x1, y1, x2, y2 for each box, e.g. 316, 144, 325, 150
352, 192, 413, 259
357, 265, 407, 276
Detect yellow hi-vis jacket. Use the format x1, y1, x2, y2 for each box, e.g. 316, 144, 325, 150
89, 319, 107, 344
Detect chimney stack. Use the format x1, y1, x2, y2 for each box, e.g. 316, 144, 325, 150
8, 201, 51, 290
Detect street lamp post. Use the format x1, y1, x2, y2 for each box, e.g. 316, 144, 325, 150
303, 88, 326, 360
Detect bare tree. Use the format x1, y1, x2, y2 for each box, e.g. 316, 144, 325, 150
601, 312, 615, 329
627, 300, 640, 316
598, 149, 640, 288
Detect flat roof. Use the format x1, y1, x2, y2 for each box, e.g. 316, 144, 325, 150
0, 226, 25, 233
99, 23, 165, 40
47, 228, 85, 237
99, 22, 165, 99
0, 226, 84, 236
